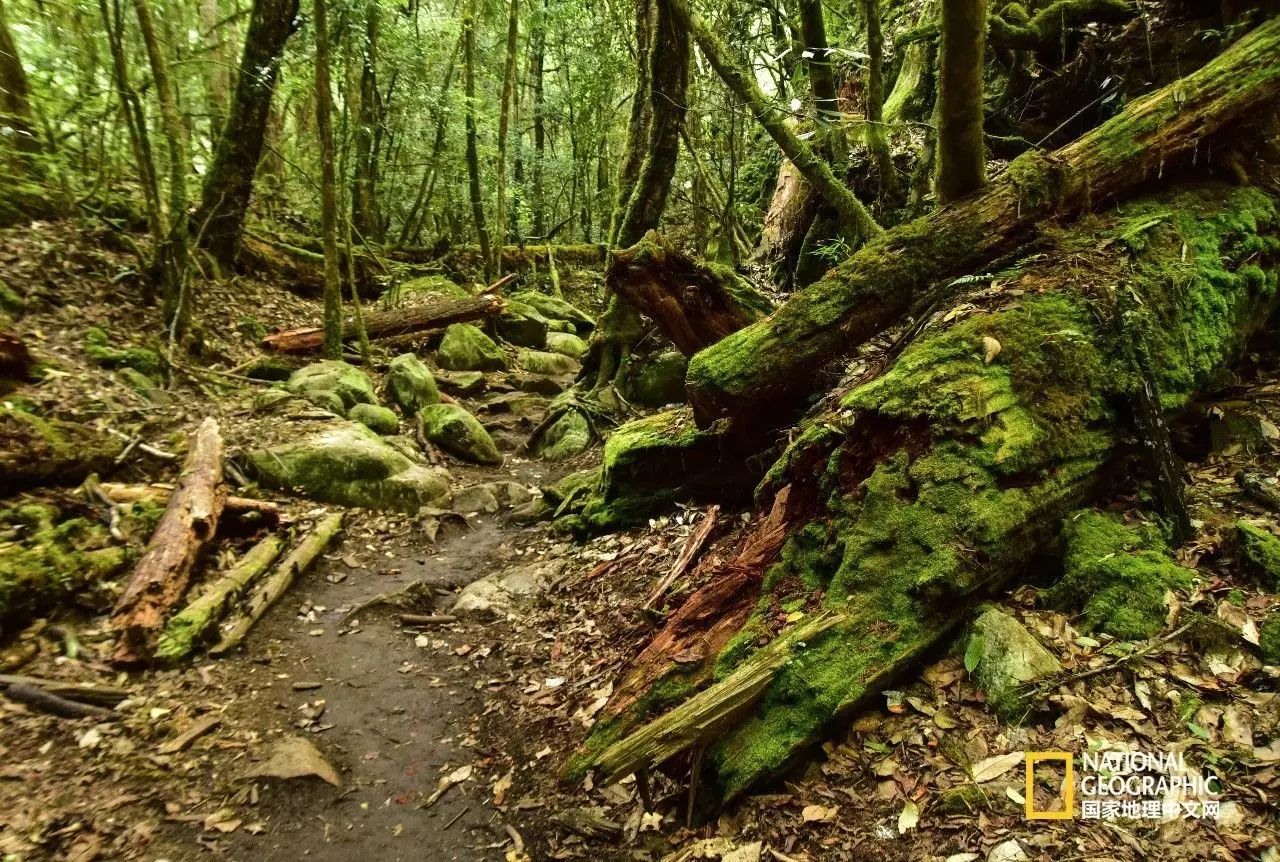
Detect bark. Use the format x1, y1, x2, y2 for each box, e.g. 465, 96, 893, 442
463, 7, 493, 282
937, 0, 987, 202
883, 0, 935, 124
608, 232, 772, 356
98, 482, 280, 525
111, 417, 225, 666
262, 291, 506, 353
0, 0, 38, 156
988, 0, 1136, 51
351, 0, 381, 243
211, 513, 344, 654
313, 0, 342, 359
531, 3, 547, 238
193, 0, 299, 265
686, 18, 1280, 433
860, 0, 895, 195
577, 181, 1280, 803
665, 0, 879, 241
753, 159, 818, 284
495, 0, 520, 274
610, 0, 655, 247
795, 0, 838, 124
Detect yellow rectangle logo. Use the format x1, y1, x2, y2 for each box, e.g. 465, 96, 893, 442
1025, 752, 1074, 820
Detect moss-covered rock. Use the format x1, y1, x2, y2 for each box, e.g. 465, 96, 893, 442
496, 300, 550, 348
1261, 616, 1280, 665
253, 388, 300, 413
350, 403, 400, 435
1049, 511, 1192, 640
386, 354, 440, 413
622, 351, 688, 407
419, 403, 502, 464
437, 323, 508, 372
83, 327, 161, 378
286, 360, 377, 415
242, 356, 298, 382
532, 409, 592, 461
434, 369, 487, 396
517, 348, 577, 376
0, 278, 26, 315
967, 606, 1061, 721
510, 290, 595, 333
397, 274, 471, 301
1238, 522, 1280, 589
246, 423, 451, 512
0, 405, 124, 492
545, 331, 589, 360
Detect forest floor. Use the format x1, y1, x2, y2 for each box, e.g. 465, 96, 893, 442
2, 220, 1280, 862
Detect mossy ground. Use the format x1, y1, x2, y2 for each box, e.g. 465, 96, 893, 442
1238, 523, 1280, 589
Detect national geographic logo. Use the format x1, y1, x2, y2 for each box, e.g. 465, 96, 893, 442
1025, 752, 1074, 820
1024, 750, 1223, 821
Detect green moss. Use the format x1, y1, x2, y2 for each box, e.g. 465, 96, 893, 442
0, 405, 122, 491
1238, 523, 1280, 589
83, 327, 162, 378
1260, 616, 1280, 666
1047, 510, 1191, 640
565, 671, 699, 782
0, 278, 26, 315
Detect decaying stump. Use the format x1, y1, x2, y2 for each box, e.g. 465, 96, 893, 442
686, 17, 1280, 434
608, 232, 773, 357
572, 183, 1280, 804
110, 417, 226, 665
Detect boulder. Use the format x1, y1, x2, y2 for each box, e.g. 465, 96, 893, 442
253, 388, 299, 413
246, 423, 450, 513
967, 606, 1061, 721
518, 348, 577, 376
452, 560, 565, 618
1238, 522, 1280, 589
286, 360, 377, 414
398, 274, 471, 301
434, 370, 487, 396
242, 357, 298, 382
532, 409, 591, 460
508, 372, 566, 396
496, 300, 550, 348
451, 484, 501, 514
83, 327, 161, 377
510, 290, 595, 333
386, 354, 440, 412
437, 323, 508, 372
350, 403, 400, 435
419, 403, 502, 465
545, 331, 589, 360
622, 350, 688, 407
305, 389, 347, 416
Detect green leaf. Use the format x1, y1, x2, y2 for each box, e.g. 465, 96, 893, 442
964, 634, 985, 674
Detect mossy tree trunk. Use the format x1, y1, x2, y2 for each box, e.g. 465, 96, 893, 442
351, 0, 381, 244
859, 0, 896, 197
463, 5, 493, 283
494, 0, 520, 275
573, 181, 1280, 805
796, 0, 839, 126
0, 0, 39, 158
686, 17, 1280, 436
937, 0, 987, 202
312, 0, 343, 359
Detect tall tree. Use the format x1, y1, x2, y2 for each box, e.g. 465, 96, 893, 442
795, 0, 838, 124
0, 0, 39, 156
463, 4, 493, 281
937, 0, 987, 202
193, 0, 300, 265
860, 0, 896, 196
530, 1, 547, 238
610, 0, 654, 247
494, 0, 520, 273
351, 0, 381, 243
313, 0, 343, 358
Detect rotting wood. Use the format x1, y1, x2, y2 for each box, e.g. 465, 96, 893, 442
644, 505, 721, 610
0, 674, 129, 707
99, 482, 281, 525
2, 682, 116, 720
110, 417, 226, 666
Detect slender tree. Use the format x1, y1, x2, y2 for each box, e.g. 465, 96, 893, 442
399, 35, 460, 245
860, 0, 896, 196
0, 0, 39, 156
313, 0, 343, 358
530, 1, 547, 238
463, 5, 493, 281
351, 0, 381, 243
795, 0, 838, 124
193, 0, 300, 265
937, 0, 987, 202
494, 0, 519, 274
610, 0, 654, 247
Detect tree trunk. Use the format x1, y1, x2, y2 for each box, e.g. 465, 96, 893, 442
193, 0, 299, 265
531, 2, 547, 239
610, 0, 655, 246
0, 0, 39, 156
312, 0, 343, 359
937, 0, 987, 202
351, 0, 381, 244
989, 0, 1136, 51
795, 0, 838, 124
686, 17, 1280, 434
754, 159, 818, 286
665, 0, 879, 242
575, 180, 1280, 804
111, 417, 225, 665
463, 5, 493, 283
399, 36, 460, 245
883, 0, 936, 124
495, 0, 520, 274
860, 0, 895, 196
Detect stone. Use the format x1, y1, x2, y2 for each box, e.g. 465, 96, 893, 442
491, 480, 535, 507
305, 389, 347, 416
437, 323, 508, 372
451, 484, 501, 514
623, 350, 688, 407
532, 409, 592, 460
286, 360, 377, 412
419, 403, 502, 464
397, 274, 471, 301
386, 354, 440, 412
508, 372, 566, 396
967, 606, 1061, 721
434, 370, 487, 396
247, 422, 451, 513
510, 290, 595, 333
1238, 522, 1280, 589
545, 331, 588, 360
517, 348, 577, 376
495, 300, 550, 348
510, 498, 552, 524
350, 403, 400, 435
253, 388, 299, 413
242, 357, 297, 382
452, 560, 565, 618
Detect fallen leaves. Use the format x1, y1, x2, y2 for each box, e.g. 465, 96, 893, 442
244, 736, 339, 786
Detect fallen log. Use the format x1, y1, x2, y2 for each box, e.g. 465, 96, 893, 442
98, 482, 281, 525
153, 535, 286, 662
0, 674, 129, 707
210, 512, 344, 654
1, 406, 124, 493
2, 682, 116, 720
685, 17, 1280, 433
574, 183, 1280, 803
608, 233, 773, 357
262, 289, 508, 353
110, 417, 226, 666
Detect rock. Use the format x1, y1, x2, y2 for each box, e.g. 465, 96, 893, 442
437, 323, 508, 372
0, 279, 26, 315
434, 369, 487, 396
491, 480, 535, 507
247, 422, 451, 513
386, 354, 440, 412
350, 403, 399, 435
622, 350, 688, 407
419, 403, 502, 464
305, 389, 347, 416
510, 498, 552, 524
508, 372, 566, 396
480, 391, 547, 418
1238, 522, 1280, 589
116, 368, 166, 403
286, 360, 377, 413
452, 560, 565, 618
545, 331, 588, 360
397, 274, 471, 301
532, 409, 591, 460
242, 357, 297, 382
253, 388, 299, 413
510, 290, 595, 333
1209, 408, 1276, 456
451, 484, 501, 514
967, 606, 1061, 721
83, 327, 161, 377
517, 348, 577, 376
496, 300, 550, 348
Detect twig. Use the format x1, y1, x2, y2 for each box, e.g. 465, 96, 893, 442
1028, 622, 1194, 694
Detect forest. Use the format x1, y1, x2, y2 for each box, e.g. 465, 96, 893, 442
2, 0, 1280, 858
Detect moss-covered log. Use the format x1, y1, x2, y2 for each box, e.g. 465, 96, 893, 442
0, 406, 124, 493
608, 233, 773, 356
574, 182, 1280, 803
989, 0, 1137, 52
686, 17, 1280, 434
